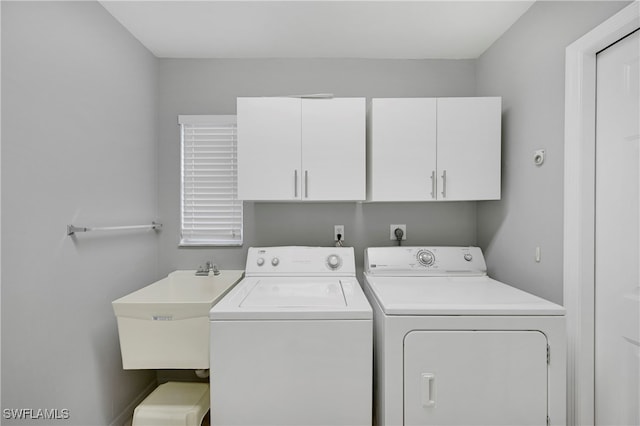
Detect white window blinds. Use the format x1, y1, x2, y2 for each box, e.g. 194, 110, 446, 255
179, 115, 243, 246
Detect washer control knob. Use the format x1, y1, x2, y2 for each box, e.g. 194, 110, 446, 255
256, 257, 265, 266
271, 257, 280, 267
464, 253, 473, 262
417, 250, 435, 266
327, 254, 341, 269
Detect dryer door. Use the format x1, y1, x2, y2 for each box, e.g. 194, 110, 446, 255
403, 330, 548, 425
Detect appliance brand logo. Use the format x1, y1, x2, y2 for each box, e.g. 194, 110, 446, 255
152, 315, 173, 321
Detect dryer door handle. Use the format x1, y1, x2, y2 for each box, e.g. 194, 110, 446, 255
421, 373, 436, 407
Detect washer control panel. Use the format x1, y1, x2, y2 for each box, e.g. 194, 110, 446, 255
365, 246, 486, 276
246, 246, 355, 276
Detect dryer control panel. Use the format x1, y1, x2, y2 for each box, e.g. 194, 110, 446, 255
365, 246, 487, 276
246, 246, 356, 277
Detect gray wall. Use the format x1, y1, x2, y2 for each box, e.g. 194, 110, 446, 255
475, 1, 630, 304
157, 59, 479, 278
1, 2, 159, 425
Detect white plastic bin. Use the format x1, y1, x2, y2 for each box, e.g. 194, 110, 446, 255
132, 382, 209, 426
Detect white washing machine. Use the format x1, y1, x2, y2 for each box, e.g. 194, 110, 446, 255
363, 246, 566, 426
209, 246, 373, 426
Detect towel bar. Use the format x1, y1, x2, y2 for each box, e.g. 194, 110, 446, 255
67, 222, 162, 236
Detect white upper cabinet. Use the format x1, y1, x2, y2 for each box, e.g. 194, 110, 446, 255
301, 98, 366, 200
237, 97, 301, 201
368, 98, 437, 201
237, 97, 365, 201
436, 97, 502, 201
368, 97, 501, 201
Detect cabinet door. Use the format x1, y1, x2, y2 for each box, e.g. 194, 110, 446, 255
368, 99, 437, 201
437, 97, 501, 200
404, 330, 548, 426
237, 97, 302, 200
301, 98, 366, 200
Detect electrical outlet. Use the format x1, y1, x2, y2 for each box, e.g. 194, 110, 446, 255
390, 224, 407, 240
334, 225, 344, 241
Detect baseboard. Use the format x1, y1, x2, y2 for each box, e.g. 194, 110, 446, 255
109, 380, 157, 426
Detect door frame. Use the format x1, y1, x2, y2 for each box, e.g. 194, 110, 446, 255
564, 2, 639, 425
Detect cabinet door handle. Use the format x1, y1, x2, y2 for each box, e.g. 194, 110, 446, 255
294, 170, 298, 198
304, 170, 309, 198
441, 170, 447, 199
430, 170, 436, 199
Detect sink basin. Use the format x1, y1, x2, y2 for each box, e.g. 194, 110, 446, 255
112, 270, 244, 370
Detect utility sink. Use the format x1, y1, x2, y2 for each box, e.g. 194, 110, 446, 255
112, 270, 244, 370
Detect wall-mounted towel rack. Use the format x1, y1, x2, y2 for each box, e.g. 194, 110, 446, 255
67, 222, 162, 236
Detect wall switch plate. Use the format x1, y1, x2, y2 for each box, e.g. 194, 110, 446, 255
334, 225, 344, 241
390, 224, 407, 240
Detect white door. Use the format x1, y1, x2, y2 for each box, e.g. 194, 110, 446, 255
301, 98, 365, 200
237, 97, 301, 200
368, 98, 437, 201
403, 330, 548, 426
437, 97, 502, 201
595, 29, 640, 426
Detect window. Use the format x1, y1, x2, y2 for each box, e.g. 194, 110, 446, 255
179, 115, 243, 246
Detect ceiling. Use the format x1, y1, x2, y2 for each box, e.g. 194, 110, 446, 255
100, 1, 535, 59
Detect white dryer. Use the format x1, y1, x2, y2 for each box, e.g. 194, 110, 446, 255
363, 246, 566, 426
210, 246, 372, 426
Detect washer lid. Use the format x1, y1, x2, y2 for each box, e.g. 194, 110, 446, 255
364, 275, 565, 316
210, 277, 372, 320
240, 280, 347, 308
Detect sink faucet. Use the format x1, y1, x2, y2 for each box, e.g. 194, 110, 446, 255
196, 261, 220, 276
208, 261, 220, 276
